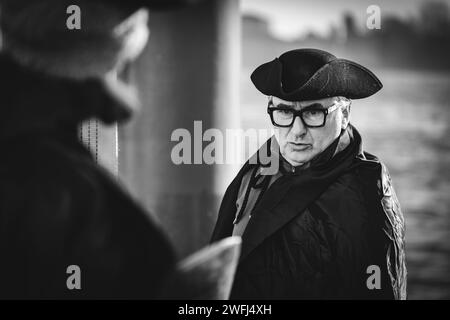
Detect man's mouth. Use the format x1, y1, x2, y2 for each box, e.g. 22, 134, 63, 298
288, 142, 312, 151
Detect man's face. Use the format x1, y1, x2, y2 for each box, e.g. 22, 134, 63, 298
270, 96, 350, 166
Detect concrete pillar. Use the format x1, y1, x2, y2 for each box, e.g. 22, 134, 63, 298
119, 0, 241, 258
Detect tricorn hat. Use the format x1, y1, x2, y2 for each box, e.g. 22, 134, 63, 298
251, 48, 382, 101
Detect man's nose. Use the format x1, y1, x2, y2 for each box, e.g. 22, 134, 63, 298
290, 115, 307, 137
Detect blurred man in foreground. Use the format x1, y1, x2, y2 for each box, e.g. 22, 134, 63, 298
0, 0, 185, 299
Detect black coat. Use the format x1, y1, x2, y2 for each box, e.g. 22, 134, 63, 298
0, 54, 175, 299
211, 130, 407, 300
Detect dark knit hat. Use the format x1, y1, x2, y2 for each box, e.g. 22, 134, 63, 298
0, 0, 200, 78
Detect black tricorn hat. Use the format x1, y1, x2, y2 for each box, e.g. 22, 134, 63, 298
251, 48, 382, 101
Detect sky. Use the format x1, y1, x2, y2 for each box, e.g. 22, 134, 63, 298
241, 0, 450, 40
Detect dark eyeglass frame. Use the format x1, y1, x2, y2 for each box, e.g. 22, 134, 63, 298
267, 101, 340, 128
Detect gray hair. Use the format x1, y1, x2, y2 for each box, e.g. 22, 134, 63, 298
336, 96, 352, 109
267, 95, 352, 108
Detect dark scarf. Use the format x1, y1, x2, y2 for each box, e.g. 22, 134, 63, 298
212, 124, 365, 261
242, 125, 363, 259
233, 127, 354, 225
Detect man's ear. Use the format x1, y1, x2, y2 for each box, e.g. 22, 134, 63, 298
113, 8, 150, 66
341, 103, 351, 129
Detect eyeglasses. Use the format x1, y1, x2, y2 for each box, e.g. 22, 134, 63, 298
267, 101, 340, 128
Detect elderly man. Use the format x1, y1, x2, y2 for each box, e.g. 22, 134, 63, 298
0, 0, 186, 299
211, 49, 407, 299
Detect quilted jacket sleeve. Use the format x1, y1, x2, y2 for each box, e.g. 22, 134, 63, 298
359, 161, 407, 300
378, 164, 407, 299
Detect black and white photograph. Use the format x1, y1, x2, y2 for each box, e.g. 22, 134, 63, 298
0, 0, 448, 306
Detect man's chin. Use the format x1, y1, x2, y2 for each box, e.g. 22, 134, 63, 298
285, 153, 314, 167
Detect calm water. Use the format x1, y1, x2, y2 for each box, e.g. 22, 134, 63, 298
240, 68, 450, 299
